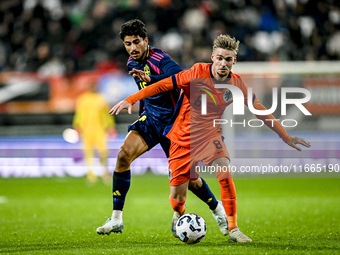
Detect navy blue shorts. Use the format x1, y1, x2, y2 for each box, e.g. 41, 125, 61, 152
128, 114, 171, 158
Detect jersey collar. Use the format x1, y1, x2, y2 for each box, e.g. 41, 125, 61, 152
146, 45, 150, 58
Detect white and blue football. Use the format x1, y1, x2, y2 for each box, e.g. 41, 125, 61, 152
176, 213, 207, 244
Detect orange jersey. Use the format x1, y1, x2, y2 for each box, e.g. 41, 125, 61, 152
126, 63, 291, 147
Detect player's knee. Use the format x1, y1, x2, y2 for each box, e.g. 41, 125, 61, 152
116, 147, 132, 170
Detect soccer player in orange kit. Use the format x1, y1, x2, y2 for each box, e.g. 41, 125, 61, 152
96, 19, 229, 239
110, 34, 311, 242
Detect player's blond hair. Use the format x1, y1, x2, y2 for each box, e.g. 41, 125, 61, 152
213, 34, 240, 55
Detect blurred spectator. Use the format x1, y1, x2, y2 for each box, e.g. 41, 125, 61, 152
37, 55, 66, 78
0, 0, 339, 74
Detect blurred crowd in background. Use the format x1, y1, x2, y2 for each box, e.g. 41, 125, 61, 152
0, 0, 339, 77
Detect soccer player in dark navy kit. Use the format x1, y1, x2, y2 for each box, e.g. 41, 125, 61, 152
97, 19, 229, 236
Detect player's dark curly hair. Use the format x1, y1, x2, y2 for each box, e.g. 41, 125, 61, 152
119, 19, 147, 40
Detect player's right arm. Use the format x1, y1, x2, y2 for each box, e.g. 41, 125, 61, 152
109, 75, 175, 115
129, 52, 183, 84
109, 67, 194, 115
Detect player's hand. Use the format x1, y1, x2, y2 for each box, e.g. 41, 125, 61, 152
129, 68, 151, 83
286, 136, 311, 151
109, 100, 132, 115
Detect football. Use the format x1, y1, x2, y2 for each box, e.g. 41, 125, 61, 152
176, 213, 207, 244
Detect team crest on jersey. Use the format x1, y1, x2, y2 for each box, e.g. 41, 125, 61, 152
223, 89, 233, 103
144, 65, 151, 75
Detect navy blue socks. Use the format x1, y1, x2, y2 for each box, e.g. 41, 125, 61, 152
112, 170, 131, 210
189, 178, 218, 210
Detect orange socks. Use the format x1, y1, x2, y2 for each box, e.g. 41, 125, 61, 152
218, 178, 238, 230
169, 195, 186, 215
227, 214, 237, 231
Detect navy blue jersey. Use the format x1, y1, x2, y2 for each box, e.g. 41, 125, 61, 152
127, 46, 182, 125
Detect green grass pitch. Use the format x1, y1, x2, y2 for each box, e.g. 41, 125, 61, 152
0, 174, 339, 254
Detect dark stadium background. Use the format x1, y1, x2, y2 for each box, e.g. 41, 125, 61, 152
0, 0, 339, 177
0, 1, 339, 254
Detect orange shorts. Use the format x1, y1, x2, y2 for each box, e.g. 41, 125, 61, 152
168, 135, 230, 186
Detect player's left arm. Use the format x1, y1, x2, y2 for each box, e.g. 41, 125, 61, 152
241, 82, 311, 151
149, 54, 183, 83
129, 55, 182, 83
129, 68, 151, 82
